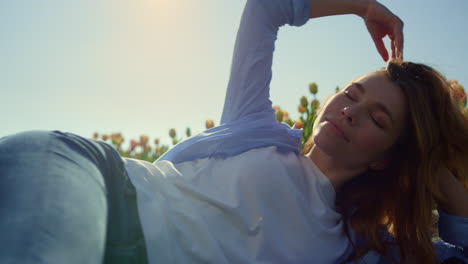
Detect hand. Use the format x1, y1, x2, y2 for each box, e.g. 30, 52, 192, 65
436, 166, 468, 217
361, 0, 404, 62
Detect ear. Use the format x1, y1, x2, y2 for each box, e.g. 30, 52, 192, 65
369, 157, 392, 171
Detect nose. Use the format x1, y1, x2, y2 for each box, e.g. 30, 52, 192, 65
341, 106, 355, 125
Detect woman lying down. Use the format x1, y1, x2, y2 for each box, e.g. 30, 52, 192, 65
1, 0, 467, 263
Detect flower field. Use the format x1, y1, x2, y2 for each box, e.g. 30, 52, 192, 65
92, 80, 466, 162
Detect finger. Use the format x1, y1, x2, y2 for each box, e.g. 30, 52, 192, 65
390, 36, 396, 60
393, 19, 404, 59
372, 36, 389, 62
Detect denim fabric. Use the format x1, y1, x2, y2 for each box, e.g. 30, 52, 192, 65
0, 130, 147, 264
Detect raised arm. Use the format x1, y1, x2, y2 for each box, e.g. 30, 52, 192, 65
220, 0, 311, 124
220, 0, 404, 125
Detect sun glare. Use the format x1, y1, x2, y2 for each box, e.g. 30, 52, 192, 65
141, 0, 180, 21
143, 0, 175, 8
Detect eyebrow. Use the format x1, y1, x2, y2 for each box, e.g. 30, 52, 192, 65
352, 82, 395, 125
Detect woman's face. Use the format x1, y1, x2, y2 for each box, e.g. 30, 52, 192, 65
312, 71, 408, 169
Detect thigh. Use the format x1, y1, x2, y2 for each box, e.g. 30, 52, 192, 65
0, 130, 109, 264
49, 131, 149, 264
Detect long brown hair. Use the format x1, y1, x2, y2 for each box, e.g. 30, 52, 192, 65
302, 59, 468, 263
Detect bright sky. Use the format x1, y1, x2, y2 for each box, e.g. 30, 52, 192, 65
1, 0, 467, 149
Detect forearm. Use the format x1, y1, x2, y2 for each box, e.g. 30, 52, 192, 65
308, 0, 370, 18
221, 0, 310, 124
438, 172, 468, 218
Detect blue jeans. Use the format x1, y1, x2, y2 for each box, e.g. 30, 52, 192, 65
0, 130, 148, 264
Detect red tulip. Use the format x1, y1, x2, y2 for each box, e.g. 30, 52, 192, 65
294, 120, 304, 129
130, 139, 139, 151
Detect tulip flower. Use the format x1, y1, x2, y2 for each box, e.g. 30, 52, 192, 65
115, 137, 124, 147
448, 80, 467, 107
206, 120, 214, 129
144, 145, 151, 152
309, 82, 318, 94
294, 120, 304, 129
102, 134, 109, 141
275, 110, 284, 122
154, 138, 160, 145
140, 135, 149, 146
300, 96, 308, 108
169, 128, 176, 138
93, 132, 99, 140
311, 99, 320, 110
298, 105, 306, 114
273, 105, 280, 111
130, 139, 139, 151
282, 111, 289, 119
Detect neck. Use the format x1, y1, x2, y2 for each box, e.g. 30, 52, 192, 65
306, 145, 367, 193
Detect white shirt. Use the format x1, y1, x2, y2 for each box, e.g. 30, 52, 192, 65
122, 0, 354, 262
123, 146, 351, 263
123, 0, 468, 262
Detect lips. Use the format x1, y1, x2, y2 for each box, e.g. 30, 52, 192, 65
326, 118, 350, 142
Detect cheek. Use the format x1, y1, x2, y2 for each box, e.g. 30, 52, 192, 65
316, 97, 343, 119
352, 128, 392, 156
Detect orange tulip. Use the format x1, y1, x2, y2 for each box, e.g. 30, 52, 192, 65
140, 135, 149, 146
93, 132, 99, 140
102, 134, 109, 141
298, 105, 306, 114
154, 138, 160, 145
206, 120, 214, 129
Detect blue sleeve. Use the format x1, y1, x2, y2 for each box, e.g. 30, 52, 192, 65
355, 209, 468, 263
438, 209, 468, 248
220, 0, 310, 125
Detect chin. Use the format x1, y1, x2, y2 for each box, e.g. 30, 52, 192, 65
313, 134, 335, 156
312, 133, 343, 158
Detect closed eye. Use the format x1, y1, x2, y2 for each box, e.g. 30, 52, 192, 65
344, 90, 354, 100
371, 111, 390, 129
372, 117, 384, 128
